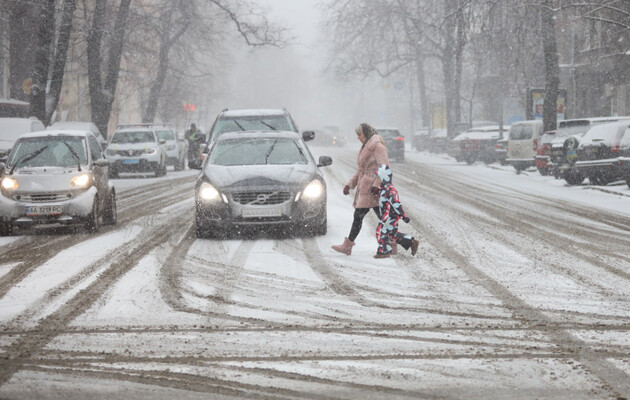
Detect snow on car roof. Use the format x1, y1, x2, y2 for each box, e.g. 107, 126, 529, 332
18, 129, 93, 139
221, 109, 287, 117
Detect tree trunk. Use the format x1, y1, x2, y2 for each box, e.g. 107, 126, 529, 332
45, 0, 77, 125
88, 0, 132, 139
541, 0, 559, 133
29, 0, 55, 122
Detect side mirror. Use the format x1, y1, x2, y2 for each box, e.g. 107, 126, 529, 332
302, 131, 315, 142
318, 155, 332, 167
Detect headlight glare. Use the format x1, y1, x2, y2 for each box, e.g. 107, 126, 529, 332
199, 182, 219, 201
71, 173, 91, 187
1, 177, 18, 190
303, 180, 323, 199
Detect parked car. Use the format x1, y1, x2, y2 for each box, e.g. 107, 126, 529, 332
105, 125, 167, 178
0, 129, 116, 235
534, 130, 556, 176
49, 121, 105, 149
506, 120, 544, 173
573, 121, 630, 185
494, 136, 509, 166
0, 117, 46, 163
450, 125, 506, 165
429, 128, 448, 153
152, 125, 187, 171
376, 127, 405, 162
193, 131, 331, 238
619, 132, 630, 188
412, 127, 431, 151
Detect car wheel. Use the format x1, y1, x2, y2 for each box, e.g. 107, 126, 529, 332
102, 192, 117, 225
0, 222, 12, 236
563, 168, 585, 185
84, 198, 100, 233
538, 167, 549, 176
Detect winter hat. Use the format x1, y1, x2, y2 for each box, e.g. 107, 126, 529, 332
376, 164, 392, 183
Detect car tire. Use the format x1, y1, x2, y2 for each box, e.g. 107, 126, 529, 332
84, 198, 99, 233
102, 192, 117, 225
0, 222, 12, 236
563, 168, 585, 185
538, 167, 550, 176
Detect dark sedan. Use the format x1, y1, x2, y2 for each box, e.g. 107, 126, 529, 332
376, 128, 405, 162
193, 131, 332, 238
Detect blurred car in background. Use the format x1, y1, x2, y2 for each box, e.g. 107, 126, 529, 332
449, 125, 506, 165
105, 125, 167, 178
506, 120, 544, 173
412, 127, 431, 151
376, 127, 405, 162
49, 121, 105, 149
308, 128, 346, 147
574, 121, 630, 185
0, 129, 116, 235
152, 124, 187, 171
193, 131, 331, 238
0, 117, 46, 163
429, 128, 448, 153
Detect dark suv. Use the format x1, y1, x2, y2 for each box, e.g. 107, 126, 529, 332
376, 128, 405, 162
575, 121, 630, 185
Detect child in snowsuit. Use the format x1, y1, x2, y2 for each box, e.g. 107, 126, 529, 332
372, 164, 419, 259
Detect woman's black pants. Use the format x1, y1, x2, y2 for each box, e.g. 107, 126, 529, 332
348, 207, 380, 242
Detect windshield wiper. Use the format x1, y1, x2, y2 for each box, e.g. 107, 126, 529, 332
260, 120, 277, 130
61, 140, 82, 171
264, 139, 278, 164
233, 120, 245, 131
9, 145, 49, 174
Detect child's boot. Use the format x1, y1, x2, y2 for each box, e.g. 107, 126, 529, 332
332, 237, 355, 255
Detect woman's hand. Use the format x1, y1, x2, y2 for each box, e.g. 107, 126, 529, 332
343, 185, 350, 195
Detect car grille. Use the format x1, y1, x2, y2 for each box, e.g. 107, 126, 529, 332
115, 149, 146, 156
232, 191, 291, 205
13, 192, 71, 202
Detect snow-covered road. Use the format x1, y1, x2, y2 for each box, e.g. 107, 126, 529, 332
0, 145, 629, 399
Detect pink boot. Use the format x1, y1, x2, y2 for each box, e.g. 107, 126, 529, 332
332, 237, 355, 255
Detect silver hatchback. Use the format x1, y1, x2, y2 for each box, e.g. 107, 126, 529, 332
0, 130, 117, 235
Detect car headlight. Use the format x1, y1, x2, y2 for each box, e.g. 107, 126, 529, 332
1, 177, 18, 190
71, 173, 91, 187
302, 180, 323, 199
198, 182, 220, 201
146, 147, 158, 155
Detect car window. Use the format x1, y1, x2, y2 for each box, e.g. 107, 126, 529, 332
156, 129, 175, 141
208, 138, 306, 166
111, 130, 155, 144
8, 136, 87, 168
510, 125, 533, 140
377, 130, 400, 139
88, 136, 103, 160
211, 115, 295, 140
556, 120, 590, 138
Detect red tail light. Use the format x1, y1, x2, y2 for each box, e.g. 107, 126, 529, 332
533, 138, 538, 151
395, 137, 404, 141
611, 145, 620, 152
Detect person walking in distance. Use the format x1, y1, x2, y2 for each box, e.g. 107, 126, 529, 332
332, 123, 389, 255
186, 123, 201, 162
372, 164, 419, 258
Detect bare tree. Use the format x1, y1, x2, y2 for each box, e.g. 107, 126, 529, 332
541, 0, 559, 133
29, 0, 77, 125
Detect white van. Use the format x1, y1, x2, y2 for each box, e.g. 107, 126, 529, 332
0, 117, 46, 161
506, 120, 544, 172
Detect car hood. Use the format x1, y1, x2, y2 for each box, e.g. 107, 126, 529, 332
107, 143, 158, 150
9, 167, 86, 191
203, 164, 318, 190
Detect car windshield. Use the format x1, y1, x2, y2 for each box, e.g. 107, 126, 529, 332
111, 130, 155, 144
208, 138, 307, 166
155, 129, 174, 141
509, 125, 533, 140
8, 136, 87, 168
377, 129, 400, 139
211, 115, 295, 139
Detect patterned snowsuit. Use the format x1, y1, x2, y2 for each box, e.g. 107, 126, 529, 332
375, 167, 415, 255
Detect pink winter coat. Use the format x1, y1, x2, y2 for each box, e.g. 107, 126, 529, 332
347, 134, 390, 208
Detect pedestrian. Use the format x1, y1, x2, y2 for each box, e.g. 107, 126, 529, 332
186, 123, 201, 161
332, 123, 389, 255
372, 164, 419, 258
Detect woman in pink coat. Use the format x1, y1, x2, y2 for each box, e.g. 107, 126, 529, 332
332, 123, 390, 255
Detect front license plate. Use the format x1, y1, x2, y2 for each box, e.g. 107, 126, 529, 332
122, 159, 140, 164
242, 208, 282, 218
26, 205, 63, 216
